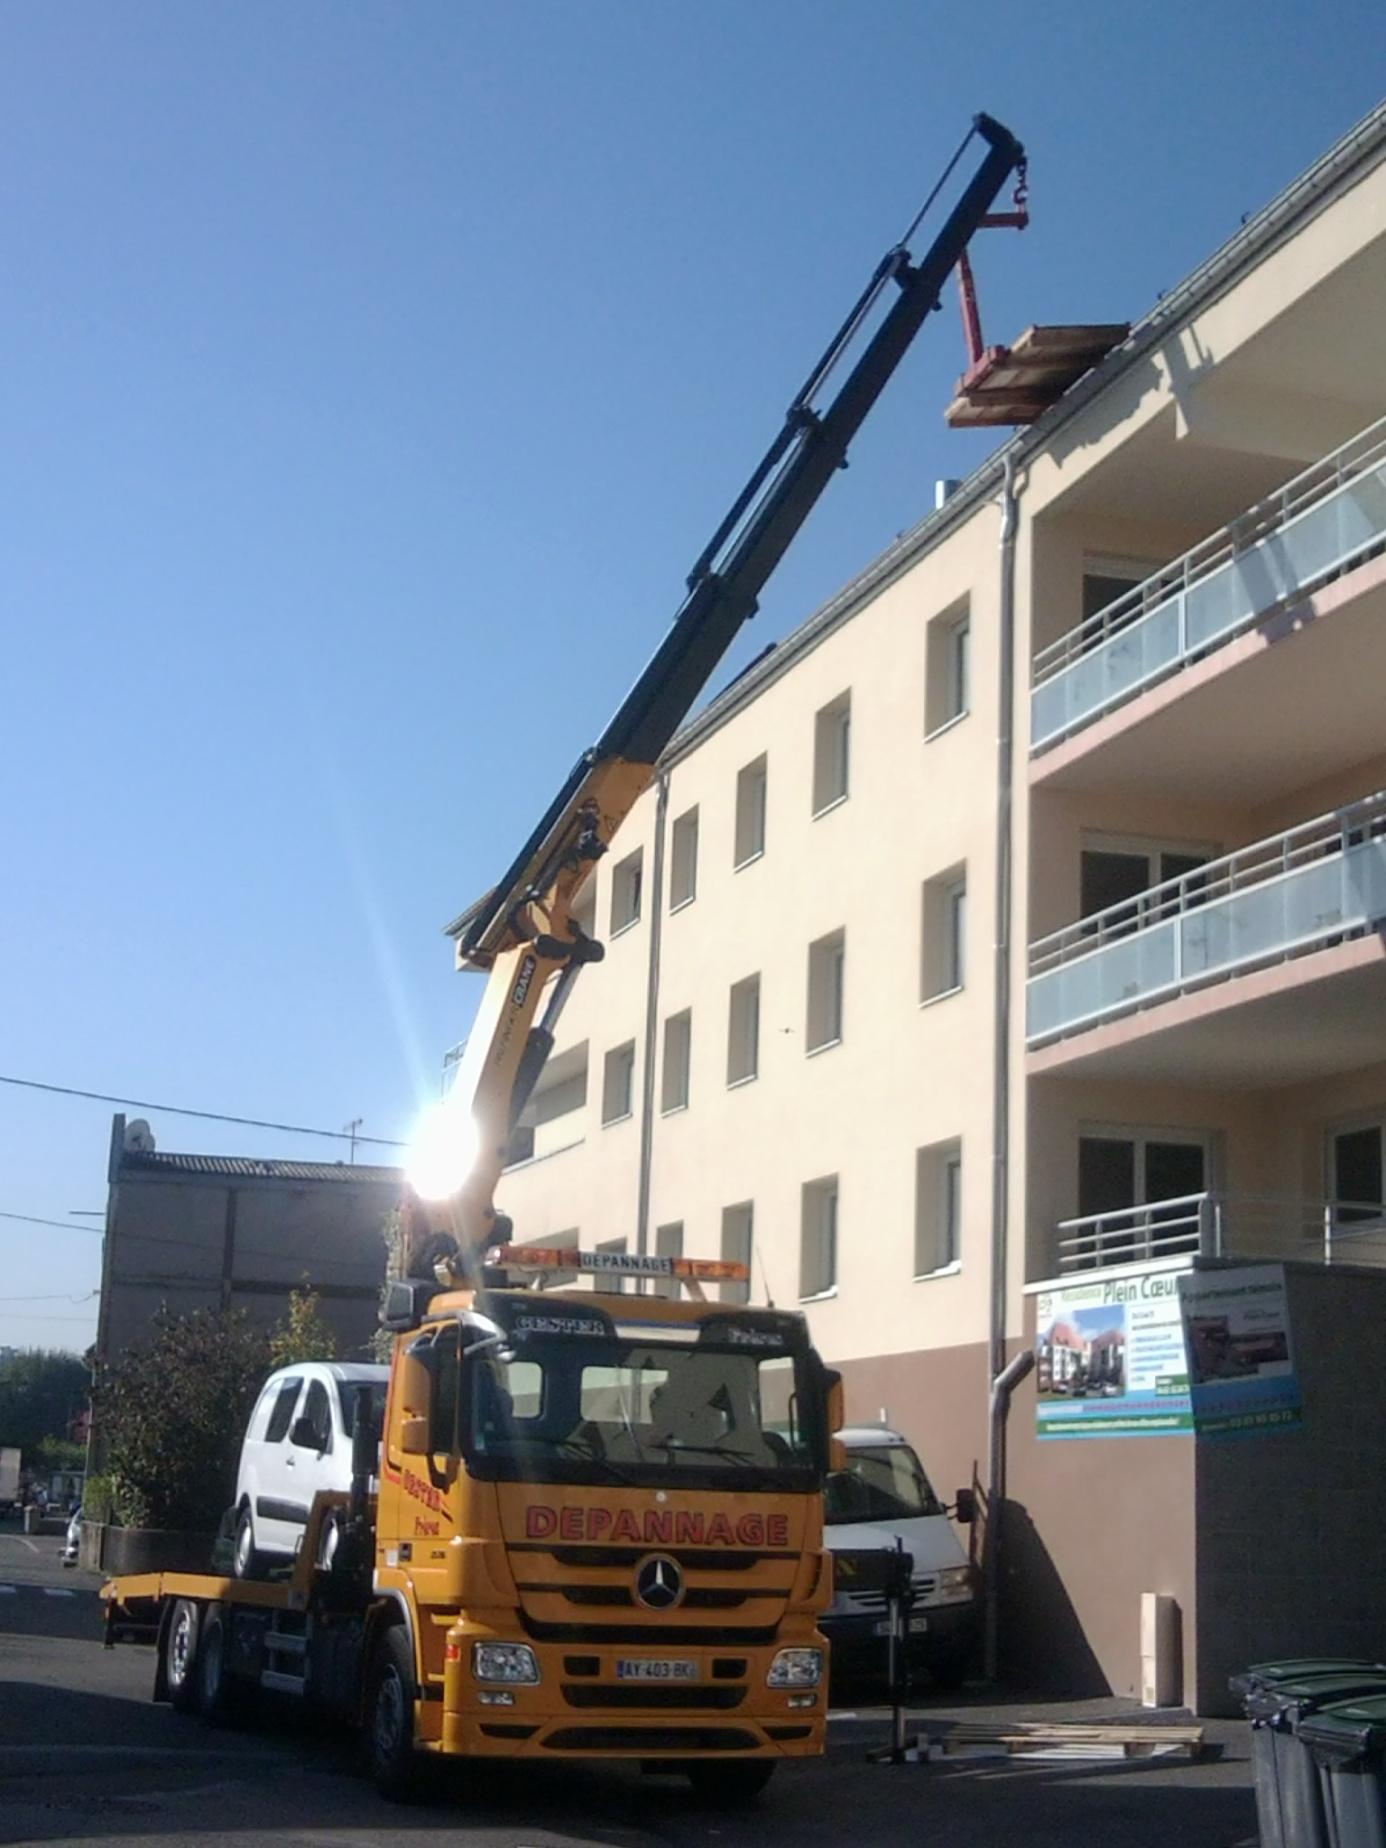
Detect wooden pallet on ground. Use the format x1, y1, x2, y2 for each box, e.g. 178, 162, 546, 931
919, 1718, 1209, 1761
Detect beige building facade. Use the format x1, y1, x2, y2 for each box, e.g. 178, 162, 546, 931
455, 103, 1386, 1708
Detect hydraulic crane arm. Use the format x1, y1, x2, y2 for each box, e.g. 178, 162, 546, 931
409, 114, 1025, 1280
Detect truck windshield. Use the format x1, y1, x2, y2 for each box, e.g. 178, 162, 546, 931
466, 1340, 823, 1490
824, 1444, 944, 1524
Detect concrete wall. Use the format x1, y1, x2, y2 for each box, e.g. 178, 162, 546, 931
1195, 1263, 1386, 1714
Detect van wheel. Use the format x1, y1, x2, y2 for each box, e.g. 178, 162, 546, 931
232, 1506, 263, 1580
198, 1612, 245, 1727
684, 1760, 776, 1805
364, 1627, 419, 1799
165, 1599, 201, 1713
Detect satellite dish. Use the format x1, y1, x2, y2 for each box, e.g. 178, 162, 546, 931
123, 1118, 156, 1154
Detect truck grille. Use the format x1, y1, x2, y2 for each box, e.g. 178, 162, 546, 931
542, 1726, 758, 1753
846, 1575, 936, 1613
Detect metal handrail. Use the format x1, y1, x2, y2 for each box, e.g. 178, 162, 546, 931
1055, 1192, 1386, 1272
1033, 412, 1386, 685
1030, 786, 1386, 976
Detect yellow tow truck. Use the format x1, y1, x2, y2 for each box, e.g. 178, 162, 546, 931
101, 114, 1025, 1803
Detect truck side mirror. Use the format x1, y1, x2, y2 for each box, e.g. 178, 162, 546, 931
952, 1487, 977, 1524
399, 1415, 431, 1456
828, 1437, 848, 1471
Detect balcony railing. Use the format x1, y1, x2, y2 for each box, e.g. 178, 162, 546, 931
1031, 414, 1386, 750
1055, 1193, 1386, 1273
1028, 790, 1386, 1045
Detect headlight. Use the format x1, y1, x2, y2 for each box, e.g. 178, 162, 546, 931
767, 1647, 823, 1688
935, 1566, 974, 1596
472, 1642, 540, 1684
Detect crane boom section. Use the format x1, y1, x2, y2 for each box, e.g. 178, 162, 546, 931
423, 116, 1024, 1271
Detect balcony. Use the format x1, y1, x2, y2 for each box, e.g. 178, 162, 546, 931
1054, 1193, 1386, 1276
1028, 792, 1386, 1063
1031, 416, 1386, 756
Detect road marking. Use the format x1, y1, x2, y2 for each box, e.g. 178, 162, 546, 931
0, 1535, 40, 1554
0, 1585, 16, 1595
42, 1587, 77, 1597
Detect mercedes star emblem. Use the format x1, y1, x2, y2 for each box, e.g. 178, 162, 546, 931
634, 1552, 684, 1611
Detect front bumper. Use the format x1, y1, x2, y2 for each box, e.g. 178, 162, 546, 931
434, 1630, 828, 1760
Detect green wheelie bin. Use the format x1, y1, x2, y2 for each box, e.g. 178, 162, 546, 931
1299, 1695, 1386, 1848
1229, 1663, 1386, 1848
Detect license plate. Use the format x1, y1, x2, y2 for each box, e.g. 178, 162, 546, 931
615, 1658, 698, 1682
873, 1616, 929, 1637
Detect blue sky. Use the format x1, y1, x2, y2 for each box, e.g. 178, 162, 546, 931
1, 5, 1381, 1352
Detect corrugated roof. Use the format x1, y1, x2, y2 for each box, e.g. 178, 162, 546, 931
120, 1150, 403, 1185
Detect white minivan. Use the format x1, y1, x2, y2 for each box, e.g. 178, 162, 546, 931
821, 1423, 979, 1689
232, 1362, 389, 1578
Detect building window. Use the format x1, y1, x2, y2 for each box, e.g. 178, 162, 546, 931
1076, 1128, 1209, 1264
609, 848, 643, 934
1329, 1120, 1386, 1225
915, 1140, 962, 1277
806, 929, 845, 1053
669, 806, 699, 910
1079, 835, 1214, 935
661, 1009, 692, 1113
800, 1177, 838, 1300
734, 755, 768, 867
925, 600, 970, 736
812, 692, 851, 815
655, 1221, 684, 1299
601, 1041, 636, 1124
720, 1202, 753, 1306
727, 974, 760, 1086
921, 866, 967, 1000
596, 1236, 628, 1295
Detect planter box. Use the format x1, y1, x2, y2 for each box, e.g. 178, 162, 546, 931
91, 1524, 219, 1577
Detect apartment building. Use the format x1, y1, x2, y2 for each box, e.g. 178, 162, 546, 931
451, 103, 1386, 1709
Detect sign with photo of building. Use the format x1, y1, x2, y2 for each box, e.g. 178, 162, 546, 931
1177, 1264, 1302, 1438
1035, 1267, 1191, 1439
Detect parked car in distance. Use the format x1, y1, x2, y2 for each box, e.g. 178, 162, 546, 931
62, 1505, 82, 1567
232, 1362, 389, 1578
821, 1423, 979, 1690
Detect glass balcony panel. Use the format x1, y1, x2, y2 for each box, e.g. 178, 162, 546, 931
1031, 424, 1386, 750
1029, 807, 1386, 1045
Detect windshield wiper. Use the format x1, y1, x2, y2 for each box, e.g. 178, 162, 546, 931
656, 1442, 760, 1465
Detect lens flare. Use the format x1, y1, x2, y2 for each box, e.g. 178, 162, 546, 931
406, 1096, 480, 1201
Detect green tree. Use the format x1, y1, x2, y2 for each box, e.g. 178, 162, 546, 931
0, 1349, 89, 1453
97, 1307, 268, 1530
266, 1283, 339, 1369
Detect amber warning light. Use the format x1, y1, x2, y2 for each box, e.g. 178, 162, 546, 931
490, 1244, 749, 1284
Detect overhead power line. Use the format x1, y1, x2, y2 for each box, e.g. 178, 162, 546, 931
0, 1073, 407, 1149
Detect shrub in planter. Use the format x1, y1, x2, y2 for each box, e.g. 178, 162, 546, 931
96, 1306, 270, 1535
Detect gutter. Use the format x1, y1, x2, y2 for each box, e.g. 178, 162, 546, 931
989, 453, 1019, 1384
983, 1346, 1036, 1682
634, 771, 671, 1258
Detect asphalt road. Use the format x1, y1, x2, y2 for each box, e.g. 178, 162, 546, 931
0, 1527, 1260, 1848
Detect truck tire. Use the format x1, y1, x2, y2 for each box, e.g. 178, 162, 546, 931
684, 1760, 776, 1805
165, 1599, 201, 1714
232, 1506, 263, 1581
364, 1626, 419, 1800
198, 1611, 245, 1728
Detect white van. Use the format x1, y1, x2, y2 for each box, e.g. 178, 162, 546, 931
821, 1423, 979, 1689
232, 1362, 389, 1578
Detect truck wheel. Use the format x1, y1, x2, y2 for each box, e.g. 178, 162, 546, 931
232, 1506, 263, 1580
165, 1600, 201, 1714
365, 1627, 419, 1800
198, 1612, 245, 1727
685, 1760, 776, 1805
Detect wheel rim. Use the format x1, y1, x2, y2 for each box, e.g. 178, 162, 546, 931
318, 1519, 338, 1571
169, 1608, 193, 1686
235, 1516, 253, 1573
373, 1667, 405, 1761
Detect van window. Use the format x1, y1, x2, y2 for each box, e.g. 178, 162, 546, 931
295, 1380, 333, 1452
264, 1378, 303, 1444
825, 1444, 944, 1524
